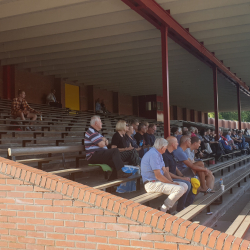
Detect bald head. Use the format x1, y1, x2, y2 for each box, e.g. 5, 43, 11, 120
166, 136, 178, 152
167, 136, 177, 145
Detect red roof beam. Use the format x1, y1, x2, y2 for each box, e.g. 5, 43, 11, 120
122, 0, 248, 93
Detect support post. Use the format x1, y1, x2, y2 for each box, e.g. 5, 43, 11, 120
237, 84, 242, 130
161, 26, 170, 137
213, 67, 219, 140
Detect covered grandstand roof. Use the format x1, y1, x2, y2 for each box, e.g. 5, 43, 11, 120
0, 0, 250, 112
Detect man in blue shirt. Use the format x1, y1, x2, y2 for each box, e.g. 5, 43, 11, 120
141, 138, 187, 213
163, 136, 195, 212
173, 136, 215, 194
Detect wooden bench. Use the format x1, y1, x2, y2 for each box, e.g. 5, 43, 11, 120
175, 163, 250, 221
8, 145, 86, 169
209, 154, 250, 176
131, 155, 250, 207
94, 174, 141, 192
225, 201, 250, 238
2, 136, 85, 147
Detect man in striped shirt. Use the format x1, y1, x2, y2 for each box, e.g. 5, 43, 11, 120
84, 116, 132, 180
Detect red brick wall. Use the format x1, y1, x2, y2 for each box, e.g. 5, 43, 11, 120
0, 66, 3, 98
119, 94, 133, 115
0, 157, 248, 250
80, 85, 88, 111
94, 88, 113, 113
15, 69, 55, 104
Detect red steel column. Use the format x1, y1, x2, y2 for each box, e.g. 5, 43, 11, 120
161, 26, 170, 137
237, 84, 242, 130
213, 67, 219, 140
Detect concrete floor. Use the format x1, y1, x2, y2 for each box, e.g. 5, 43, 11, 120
212, 187, 250, 234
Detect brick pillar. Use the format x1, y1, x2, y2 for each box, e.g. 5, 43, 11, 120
182, 108, 187, 121
2, 65, 15, 99
132, 96, 139, 116
190, 109, 195, 122
173, 105, 177, 120
113, 92, 119, 114
204, 113, 208, 124
198, 111, 202, 123
87, 85, 94, 111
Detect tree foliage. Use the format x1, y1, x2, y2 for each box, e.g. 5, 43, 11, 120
208, 111, 250, 122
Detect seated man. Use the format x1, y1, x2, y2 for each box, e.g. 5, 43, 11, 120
95, 98, 103, 113
163, 136, 195, 212
174, 136, 215, 193
144, 123, 157, 146
225, 131, 238, 149
84, 116, 132, 180
131, 119, 139, 137
46, 89, 62, 108
237, 131, 249, 149
11, 89, 41, 131
141, 138, 187, 213
134, 123, 149, 148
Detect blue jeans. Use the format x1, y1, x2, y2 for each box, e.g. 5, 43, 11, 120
173, 178, 195, 212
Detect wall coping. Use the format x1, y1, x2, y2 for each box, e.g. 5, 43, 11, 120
0, 157, 249, 250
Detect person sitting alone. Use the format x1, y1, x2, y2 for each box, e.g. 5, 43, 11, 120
111, 120, 140, 166
11, 90, 41, 131
95, 98, 103, 113
144, 123, 157, 147
46, 89, 62, 108
141, 138, 187, 213
163, 136, 195, 212
174, 136, 215, 193
84, 116, 132, 180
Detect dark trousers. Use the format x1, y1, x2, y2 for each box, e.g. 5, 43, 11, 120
120, 149, 140, 166
88, 148, 124, 180
49, 102, 62, 108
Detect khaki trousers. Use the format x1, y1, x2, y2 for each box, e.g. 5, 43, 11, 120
144, 181, 187, 210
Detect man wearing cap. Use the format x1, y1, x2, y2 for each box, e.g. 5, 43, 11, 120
163, 136, 197, 212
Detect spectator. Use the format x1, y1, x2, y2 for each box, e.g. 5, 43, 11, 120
244, 128, 249, 136
144, 123, 157, 146
183, 127, 188, 133
95, 98, 103, 113
11, 89, 41, 131
183, 131, 191, 138
46, 89, 62, 108
131, 119, 139, 137
84, 116, 132, 180
225, 131, 238, 149
134, 123, 147, 147
209, 130, 216, 142
141, 138, 187, 213
173, 136, 215, 193
237, 131, 249, 149
111, 120, 140, 166
171, 127, 178, 137
101, 100, 108, 113
125, 124, 144, 158
163, 136, 195, 212
141, 121, 149, 132
189, 127, 196, 137
176, 127, 183, 144
200, 128, 222, 160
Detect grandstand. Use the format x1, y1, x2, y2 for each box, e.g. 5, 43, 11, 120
1, 0, 250, 249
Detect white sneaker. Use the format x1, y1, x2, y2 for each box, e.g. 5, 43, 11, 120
25, 127, 31, 131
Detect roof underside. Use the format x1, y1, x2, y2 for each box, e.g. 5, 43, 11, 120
0, 0, 250, 112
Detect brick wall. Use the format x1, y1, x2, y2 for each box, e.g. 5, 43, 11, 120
0, 157, 248, 250
15, 68, 55, 104
0, 66, 3, 98
119, 93, 133, 116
